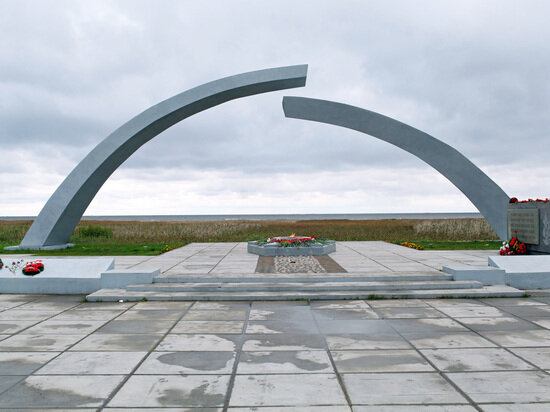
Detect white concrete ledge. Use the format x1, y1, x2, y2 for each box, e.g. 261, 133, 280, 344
101, 269, 158, 289
442, 264, 506, 286
0, 258, 158, 294
0, 258, 114, 294
488, 255, 550, 289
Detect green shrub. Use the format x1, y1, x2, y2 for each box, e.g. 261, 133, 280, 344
77, 225, 113, 239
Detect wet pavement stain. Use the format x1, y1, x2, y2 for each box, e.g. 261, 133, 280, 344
47, 323, 93, 330
335, 353, 428, 371
157, 352, 234, 371
157, 382, 225, 407
0, 381, 104, 408
0, 360, 43, 375
242, 351, 330, 371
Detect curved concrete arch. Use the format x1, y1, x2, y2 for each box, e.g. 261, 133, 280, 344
282, 96, 509, 239
15, 65, 308, 249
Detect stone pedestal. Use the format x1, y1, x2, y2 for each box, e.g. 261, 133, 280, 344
508, 203, 550, 254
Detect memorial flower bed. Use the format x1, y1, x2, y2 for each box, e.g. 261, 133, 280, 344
260, 234, 329, 248
399, 241, 425, 250
248, 234, 336, 256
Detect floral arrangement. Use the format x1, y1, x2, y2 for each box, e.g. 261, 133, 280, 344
22, 260, 44, 276
5, 259, 26, 275
500, 232, 527, 255
509, 197, 549, 204
258, 234, 329, 248
400, 242, 424, 250
3, 259, 45, 276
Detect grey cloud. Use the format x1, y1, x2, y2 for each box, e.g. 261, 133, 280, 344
1, 0, 549, 214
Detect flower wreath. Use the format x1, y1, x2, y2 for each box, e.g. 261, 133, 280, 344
22, 260, 44, 276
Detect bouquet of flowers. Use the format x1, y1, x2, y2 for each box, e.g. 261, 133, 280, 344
499, 232, 527, 256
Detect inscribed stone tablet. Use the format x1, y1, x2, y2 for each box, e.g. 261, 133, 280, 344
508, 209, 539, 244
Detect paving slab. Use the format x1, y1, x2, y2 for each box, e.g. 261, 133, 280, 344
23, 320, 106, 335
237, 350, 333, 374
50, 309, 125, 321
0, 309, 61, 320
404, 332, 497, 349
353, 407, 476, 412
435, 306, 506, 318
182, 309, 248, 320
342, 372, 467, 405
446, 371, 550, 403
172, 320, 245, 334
331, 349, 433, 372
96, 319, 176, 334
229, 374, 347, 407
69, 332, 162, 352
0, 351, 59, 375
246, 320, 319, 334
0, 334, 85, 351
249, 307, 315, 321
317, 319, 394, 334
116, 309, 184, 320
136, 351, 236, 375
480, 405, 550, 412
156, 334, 240, 352
0, 320, 38, 334
242, 334, 325, 352
533, 319, 550, 329
35, 351, 147, 374
509, 347, 550, 369
421, 348, 535, 371
479, 330, 550, 347
107, 375, 230, 408
496, 305, 550, 319
325, 332, 411, 350
456, 316, 542, 332
228, 407, 351, 412
312, 308, 379, 320
0, 375, 125, 408
387, 318, 468, 333
373, 306, 444, 318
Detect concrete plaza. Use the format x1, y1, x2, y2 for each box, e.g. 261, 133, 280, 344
1, 242, 550, 410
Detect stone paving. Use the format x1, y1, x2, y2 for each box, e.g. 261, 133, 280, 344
1, 294, 550, 410
104, 241, 494, 275
1, 242, 550, 409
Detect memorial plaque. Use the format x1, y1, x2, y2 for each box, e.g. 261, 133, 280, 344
508, 209, 539, 244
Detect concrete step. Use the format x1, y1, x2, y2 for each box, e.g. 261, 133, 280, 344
154, 271, 453, 283
127, 280, 482, 292
86, 285, 525, 301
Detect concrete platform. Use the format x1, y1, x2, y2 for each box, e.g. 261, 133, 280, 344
2, 294, 550, 409
489, 255, 550, 289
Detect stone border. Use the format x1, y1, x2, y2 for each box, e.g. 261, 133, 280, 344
247, 240, 336, 256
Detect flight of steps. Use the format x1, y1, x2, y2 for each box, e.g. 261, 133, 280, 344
86, 271, 524, 301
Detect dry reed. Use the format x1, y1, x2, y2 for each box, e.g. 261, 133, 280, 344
0, 218, 497, 246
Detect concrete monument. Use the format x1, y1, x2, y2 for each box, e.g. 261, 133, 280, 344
282, 96, 509, 240
9, 65, 308, 250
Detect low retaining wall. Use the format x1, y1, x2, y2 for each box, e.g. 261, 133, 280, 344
0, 258, 157, 294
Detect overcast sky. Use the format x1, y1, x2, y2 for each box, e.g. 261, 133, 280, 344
1, 0, 549, 216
